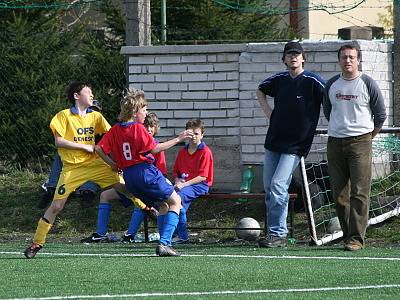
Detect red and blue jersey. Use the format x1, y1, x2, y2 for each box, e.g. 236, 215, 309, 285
98, 121, 156, 170
173, 142, 214, 186
153, 139, 167, 175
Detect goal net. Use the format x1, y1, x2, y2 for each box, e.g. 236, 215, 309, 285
301, 129, 400, 245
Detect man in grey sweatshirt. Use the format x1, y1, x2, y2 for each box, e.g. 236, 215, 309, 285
323, 43, 387, 251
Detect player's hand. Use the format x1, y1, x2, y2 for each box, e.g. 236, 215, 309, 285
177, 129, 194, 142
83, 144, 95, 153
174, 181, 185, 191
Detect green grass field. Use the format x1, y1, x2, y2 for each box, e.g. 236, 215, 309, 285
1, 241, 400, 300
1, 170, 400, 299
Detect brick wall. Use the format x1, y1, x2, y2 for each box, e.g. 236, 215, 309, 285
121, 40, 393, 191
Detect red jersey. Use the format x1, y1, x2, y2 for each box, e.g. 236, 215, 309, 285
98, 122, 156, 170
173, 142, 213, 186
153, 139, 167, 175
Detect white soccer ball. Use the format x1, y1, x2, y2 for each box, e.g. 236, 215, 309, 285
235, 217, 261, 241
327, 216, 341, 233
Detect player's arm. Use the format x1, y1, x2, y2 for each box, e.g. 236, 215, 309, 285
175, 175, 206, 191
151, 130, 193, 154
94, 145, 118, 172
256, 89, 272, 119
366, 76, 387, 139
54, 133, 94, 153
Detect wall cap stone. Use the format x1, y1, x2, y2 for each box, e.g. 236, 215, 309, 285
121, 44, 247, 55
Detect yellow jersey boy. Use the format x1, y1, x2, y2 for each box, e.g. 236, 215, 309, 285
24, 81, 131, 258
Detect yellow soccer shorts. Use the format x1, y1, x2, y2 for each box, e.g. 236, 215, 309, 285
53, 156, 120, 200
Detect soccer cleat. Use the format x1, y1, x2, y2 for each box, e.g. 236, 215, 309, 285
258, 235, 287, 248
121, 233, 135, 243
80, 233, 108, 243
24, 243, 42, 259
155, 244, 181, 257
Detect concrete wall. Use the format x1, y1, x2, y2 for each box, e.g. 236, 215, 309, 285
121, 40, 393, 191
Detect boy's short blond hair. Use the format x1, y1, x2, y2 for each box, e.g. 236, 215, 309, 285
118, 89, 147, 122
144, 112, 160, 135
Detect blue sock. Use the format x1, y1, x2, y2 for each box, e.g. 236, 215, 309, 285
177, 208, 189, 240
157, 214, 166, 233
159, 211, 179, 246
127, 208, 145, 236
96, 203, 112, 235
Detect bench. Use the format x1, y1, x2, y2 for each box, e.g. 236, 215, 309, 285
142, 192, 298, 242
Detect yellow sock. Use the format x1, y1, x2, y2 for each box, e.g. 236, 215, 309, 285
131, 197, 146, 209
33, 218, 52, 246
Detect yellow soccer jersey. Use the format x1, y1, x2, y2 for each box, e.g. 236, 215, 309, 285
50, 107, 111, 165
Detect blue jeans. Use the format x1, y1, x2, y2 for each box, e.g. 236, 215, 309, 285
47, 153, 62, 188
263, 150, 300, 237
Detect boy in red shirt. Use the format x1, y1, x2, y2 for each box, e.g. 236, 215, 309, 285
95, 89, 192, 256
81, 112, 163, 244
173, 119, 214, 242
122, 112, 167, 242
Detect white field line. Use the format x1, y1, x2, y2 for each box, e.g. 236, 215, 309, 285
2, 284, 400, 300
1, 251, 400, 261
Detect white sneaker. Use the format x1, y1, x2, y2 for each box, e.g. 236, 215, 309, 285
41, 181, 48, 192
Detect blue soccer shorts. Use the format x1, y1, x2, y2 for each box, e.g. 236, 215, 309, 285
177, 182, 209, 211
123, 162, 174, 206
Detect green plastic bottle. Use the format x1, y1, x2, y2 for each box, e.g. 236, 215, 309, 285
240, 166, 255, 194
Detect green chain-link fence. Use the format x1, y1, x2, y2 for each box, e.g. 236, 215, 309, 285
0, 1, 125, 171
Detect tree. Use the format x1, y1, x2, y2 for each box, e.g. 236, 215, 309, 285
73, 0, 126, 124
0, 4, 83, 167
150, 0, 295, 44
378, 4, 394, 38
0, 0, 126, 167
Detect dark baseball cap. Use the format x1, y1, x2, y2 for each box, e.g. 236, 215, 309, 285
89, 99, 102, 111
283, 41, 304, 54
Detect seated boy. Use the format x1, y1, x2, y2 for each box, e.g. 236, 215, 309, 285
94, 89, 193, 256
173, 119, 214, 243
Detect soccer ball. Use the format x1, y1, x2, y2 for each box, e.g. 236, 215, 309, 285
327, 216, 341, 233
235, 217, 261, 241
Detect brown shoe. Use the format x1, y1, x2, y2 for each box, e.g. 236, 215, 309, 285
156, 244, 181, 257
344, 242, 363, 251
